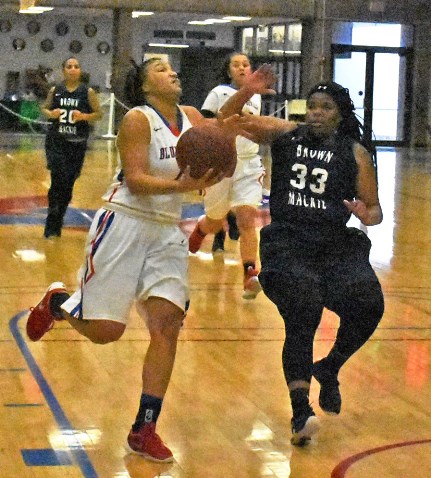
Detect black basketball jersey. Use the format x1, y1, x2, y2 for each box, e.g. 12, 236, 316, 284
269, 125, 358, 241
47, 83, 92, 141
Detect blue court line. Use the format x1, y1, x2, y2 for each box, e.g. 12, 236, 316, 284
22, 449, 73, 467
0, 204, 205, 226
9, 311, 99, 478
0, 207, 95, 227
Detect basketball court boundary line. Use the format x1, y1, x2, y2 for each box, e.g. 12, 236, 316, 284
331, 438, 431, 477
9, 311, 99, 478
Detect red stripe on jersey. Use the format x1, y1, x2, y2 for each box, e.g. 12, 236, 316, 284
107, 185, 119, 202
85, 210, 114, 283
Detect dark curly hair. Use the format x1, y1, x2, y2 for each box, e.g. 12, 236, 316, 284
307, 81, 377, 169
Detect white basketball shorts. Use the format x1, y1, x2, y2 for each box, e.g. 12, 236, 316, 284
61, 208, 189, 324
204, 155, 264, 220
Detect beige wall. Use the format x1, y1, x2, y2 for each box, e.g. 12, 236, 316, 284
1, 0, 430, 145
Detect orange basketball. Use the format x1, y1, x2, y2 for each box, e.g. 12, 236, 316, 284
176, 124, 237, 179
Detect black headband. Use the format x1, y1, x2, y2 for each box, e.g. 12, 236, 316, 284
307, 82, 355, 118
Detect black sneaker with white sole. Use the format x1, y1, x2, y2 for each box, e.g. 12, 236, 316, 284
291, 405, 321, 447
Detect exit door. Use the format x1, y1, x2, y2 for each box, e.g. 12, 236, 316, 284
331, 44, 413, 146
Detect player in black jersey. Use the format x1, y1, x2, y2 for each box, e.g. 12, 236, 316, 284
41, 57, 102, 238
239, 81, 384, 446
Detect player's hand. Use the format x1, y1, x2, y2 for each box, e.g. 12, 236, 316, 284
71, 110, 85, 122
176, 166, 225, 192
244, 63, 277, 95
343, 199, 369, 223
50, 108, 62, 119
216, 112, 254, 140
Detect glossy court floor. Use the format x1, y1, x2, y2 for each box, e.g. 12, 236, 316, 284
0, 134, 430, 477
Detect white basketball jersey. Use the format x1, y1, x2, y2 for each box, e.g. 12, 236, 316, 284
201, 84, 261, 161
102, 105, 192, 223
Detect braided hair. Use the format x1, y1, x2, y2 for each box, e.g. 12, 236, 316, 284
306, 81, 377, 169
124, 57, 161, 107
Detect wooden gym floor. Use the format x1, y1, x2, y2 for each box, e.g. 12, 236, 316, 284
0, 133, 430, 477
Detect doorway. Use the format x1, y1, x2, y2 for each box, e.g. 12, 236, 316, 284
331, 44, 413, 147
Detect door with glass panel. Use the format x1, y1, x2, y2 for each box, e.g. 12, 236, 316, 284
331, 44, 412, 146
330, 21, 414, 146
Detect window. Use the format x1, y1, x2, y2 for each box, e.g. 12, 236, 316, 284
239, 23, 302, 56
237, 22, 304, 117
332, 22, 413, 48
241, 27, 254, 55
256, 25, 269, 55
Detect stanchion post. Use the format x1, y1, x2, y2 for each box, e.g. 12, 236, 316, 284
102, 92, 116, 139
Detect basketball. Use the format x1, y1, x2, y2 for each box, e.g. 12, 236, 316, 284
176, 124, 237, 179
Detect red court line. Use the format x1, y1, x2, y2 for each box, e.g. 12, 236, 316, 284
0, 195, 47, 214
331, 439, 431, 477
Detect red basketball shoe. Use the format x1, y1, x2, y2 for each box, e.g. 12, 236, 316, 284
242, 266, 262, 300
188, 218, 207, 253
127, 422, 174, 463
26, 282, 67, 341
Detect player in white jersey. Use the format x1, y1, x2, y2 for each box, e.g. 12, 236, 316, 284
102, 104, 194, 224
26, 58, 276, 462
188, 53, 265, 299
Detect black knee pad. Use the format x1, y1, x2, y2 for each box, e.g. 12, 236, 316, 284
260, 270, 320, 310
331, 280, 384, 328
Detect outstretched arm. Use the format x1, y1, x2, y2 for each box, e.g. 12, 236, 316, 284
236, 114, 298, 144
182, 105, 254, 141
181, 64, 280, 141
183, 105, 298, 145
